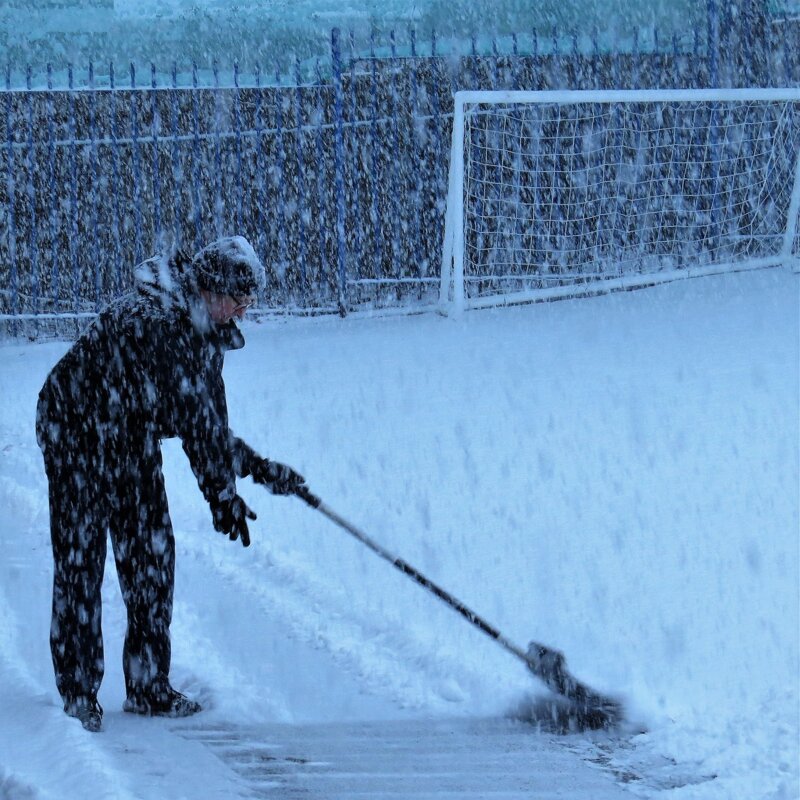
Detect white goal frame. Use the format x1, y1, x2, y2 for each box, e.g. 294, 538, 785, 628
440, 88, 800, 314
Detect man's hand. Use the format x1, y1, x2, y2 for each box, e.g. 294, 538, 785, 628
210, 494, 256, 547
250, 459, 305, 495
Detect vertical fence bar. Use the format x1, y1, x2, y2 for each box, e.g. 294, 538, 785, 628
254, 63, 269, 304
25, 65, 39, 329
470, 33, 480, 88
191, 62, 203, 250
293, 58, 309, 300
273, 63, 288, 297
67, 65, 80, 323
784, 15, 791, 86
331, 28, 348, 313
130, 63, 144, 265
388, 29, 402, 285
4, 65, 18, 331
151, 63, 162, 248
592, 28, 601, 89
47, 64, 61, 322
409, 28, 423, 284
212, 60, 224, 239
511, 33, 522, 90
672, 34, 681, 90
720, 0, 732, 86
742, 6, 753, 87
313, 59, 331, 308
492, 36, 501, 90
348, 31, 364, 284
552, 28, 561, 88
430, 29, 445, 274
88, 62, 102, 310
109, 62, 123, 295
233, 62, 244, 237
653, 28, 661, 89
170, 62, 182, 250
571, 29, 580, 89
693, 28, 702, 89
368, 30, 383, 279
707, 0, 719, 89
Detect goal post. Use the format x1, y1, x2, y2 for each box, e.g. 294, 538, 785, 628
440, 88, 800, 313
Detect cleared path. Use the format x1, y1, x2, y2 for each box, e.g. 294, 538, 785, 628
176, 717, 636, 799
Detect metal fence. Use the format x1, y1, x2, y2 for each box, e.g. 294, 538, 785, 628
1, 14, 798, 336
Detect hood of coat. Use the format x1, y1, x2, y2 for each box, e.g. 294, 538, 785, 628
134, 249, 197, 312
134, 249, 245, 349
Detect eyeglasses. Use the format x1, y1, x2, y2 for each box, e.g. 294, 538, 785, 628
229, 295, 256, 313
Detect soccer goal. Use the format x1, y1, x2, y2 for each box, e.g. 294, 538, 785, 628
440, 89, 800, 313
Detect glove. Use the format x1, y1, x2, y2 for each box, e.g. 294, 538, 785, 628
210, 494, 256, 547
249, 459, 305, 495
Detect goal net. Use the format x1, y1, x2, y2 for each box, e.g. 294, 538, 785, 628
440, 89, 800, 312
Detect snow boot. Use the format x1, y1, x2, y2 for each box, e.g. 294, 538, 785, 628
65, 697, 103, 732
123, 685, 201, 718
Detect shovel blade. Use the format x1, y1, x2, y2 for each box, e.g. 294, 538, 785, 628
525, 641, 623, 730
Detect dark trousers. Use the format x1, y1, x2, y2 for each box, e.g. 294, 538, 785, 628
42, 439, 175, 706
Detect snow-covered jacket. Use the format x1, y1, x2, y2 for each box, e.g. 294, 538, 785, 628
36, 249, 260, 507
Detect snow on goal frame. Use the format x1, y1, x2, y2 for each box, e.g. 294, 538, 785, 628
440, 89, 800, 313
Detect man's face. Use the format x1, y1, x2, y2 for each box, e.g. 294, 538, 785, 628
202, 290, 256, 324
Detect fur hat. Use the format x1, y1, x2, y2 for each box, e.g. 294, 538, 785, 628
192, 236, 266, 297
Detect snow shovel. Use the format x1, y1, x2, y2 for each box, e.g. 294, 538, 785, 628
292, 485, 623, 730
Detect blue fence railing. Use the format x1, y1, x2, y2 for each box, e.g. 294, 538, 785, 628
0, 14, 798, 336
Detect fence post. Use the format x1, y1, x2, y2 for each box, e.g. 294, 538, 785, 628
4, 64, 18, 333
190, 63, 202, 250
707, 0, 719, 88
109, 63, 122, 296
368, 29, 383, 279
233, 61, 244, 236
212, 60, 224, 239
388, 29, 402, 286
511, 33, 520, 90
331, 28, 348, 315
25, 65, 39, 329
410, 28, 423, 284
430, 30, 445, 270
314, 59, 331, 308
293, 57, 309, 301
532, 29, 540, 89
274, 63, 288, 302
45, 64, 61, 322
130, 63, 143, 266
170, 62, 182, 250
88, 62, 102, 310
348, 31, 364, 284
693, 28, 702, 88
253, 63, 270, 306
150, 63, 162, 248
67, 64, 80, 325
783, 15, 791, 86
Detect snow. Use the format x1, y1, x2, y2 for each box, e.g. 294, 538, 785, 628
0, 268, 798, 799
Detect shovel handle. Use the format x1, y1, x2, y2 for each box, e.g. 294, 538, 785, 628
294, 484, 322, 509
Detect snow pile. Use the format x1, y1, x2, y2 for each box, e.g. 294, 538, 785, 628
0, 268, 797, 799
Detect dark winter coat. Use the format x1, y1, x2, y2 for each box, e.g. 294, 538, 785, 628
36, 250, 259, 506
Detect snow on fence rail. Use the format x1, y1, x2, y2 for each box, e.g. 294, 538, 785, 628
0, 20, 798, 336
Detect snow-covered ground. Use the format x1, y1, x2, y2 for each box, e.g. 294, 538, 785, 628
0, 268, 797, 799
